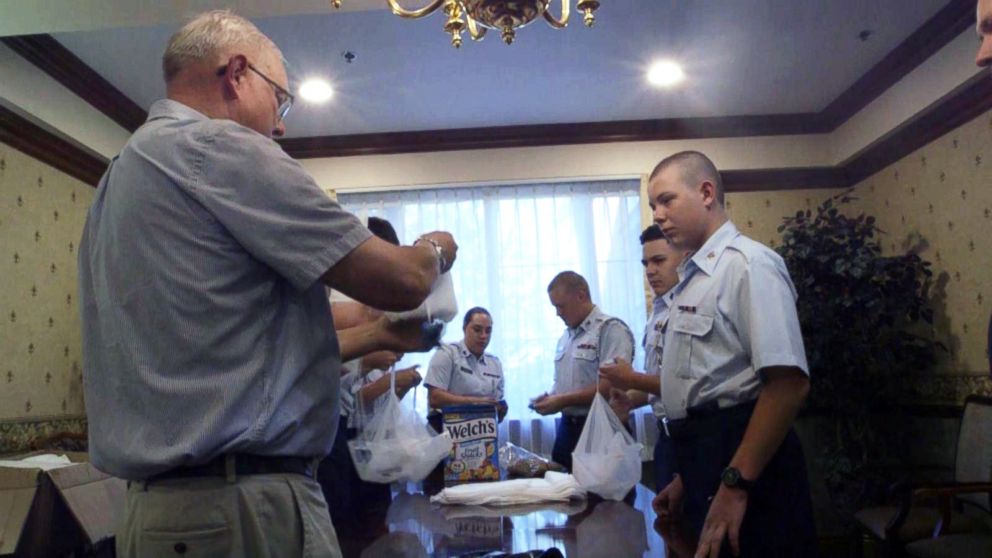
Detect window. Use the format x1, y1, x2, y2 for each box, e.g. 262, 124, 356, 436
340, 179, 647, 453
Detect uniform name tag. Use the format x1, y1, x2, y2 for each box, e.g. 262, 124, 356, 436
577, 343, 596, 350
459, 366, 473, 374
482, 372, 500, 379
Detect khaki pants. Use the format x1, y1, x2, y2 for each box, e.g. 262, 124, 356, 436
117, 473, 342, 558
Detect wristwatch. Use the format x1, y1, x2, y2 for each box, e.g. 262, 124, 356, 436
415, 236, 448, 272
720, 466, 755, 491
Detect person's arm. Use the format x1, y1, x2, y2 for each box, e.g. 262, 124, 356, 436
532, 384, 598, 415
599, 358, 660, 393
695, 367, 808, 558
359, 365, 422, 405
322, 232, 457, 312
337, 316, 434, 362
694, 254, 810, 558
428, 386, 498, 409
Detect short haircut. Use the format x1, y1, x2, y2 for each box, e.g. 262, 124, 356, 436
639, 224, 666, 245
162, 10, 280, 83
649, 150, 725, 205
547, 271, 590, 298
367, 217, 399, 245
463, 307, 492, 329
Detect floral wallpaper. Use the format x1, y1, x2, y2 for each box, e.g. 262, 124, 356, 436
854, 109, 992, 399
0, 141, 92, 451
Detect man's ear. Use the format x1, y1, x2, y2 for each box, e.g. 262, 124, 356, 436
220, 54, 249, 99
699, 180, 718, 209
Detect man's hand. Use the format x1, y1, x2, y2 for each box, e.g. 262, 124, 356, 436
361, 350, 400, 373
531, 393, 560, 416
694, 485, 747, 558
599, 358, 639, 391
608, 389, 633, 423
395, 365, 422, 389
652, 474, 685, 524
418, 231, 458, 273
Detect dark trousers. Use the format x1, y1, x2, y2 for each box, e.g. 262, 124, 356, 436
670, 402, 817, 557
316, 417, 391, 538
552, 414, 586, 472
653, 420, 677, 492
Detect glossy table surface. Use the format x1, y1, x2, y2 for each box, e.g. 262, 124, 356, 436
340, 482, 675, 558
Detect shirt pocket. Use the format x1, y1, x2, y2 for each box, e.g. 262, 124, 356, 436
670, 312, 714, 379
572, 348, 600, 385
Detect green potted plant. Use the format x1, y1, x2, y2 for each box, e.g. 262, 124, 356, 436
776, 189, 941, 508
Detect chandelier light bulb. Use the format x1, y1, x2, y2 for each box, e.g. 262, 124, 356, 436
299, 79, 335, 103
647, 61, 685, 88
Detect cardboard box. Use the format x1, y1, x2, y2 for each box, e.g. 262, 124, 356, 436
0, 452, 125, 557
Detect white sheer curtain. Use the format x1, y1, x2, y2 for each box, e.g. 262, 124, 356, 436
339, 179, 646, 457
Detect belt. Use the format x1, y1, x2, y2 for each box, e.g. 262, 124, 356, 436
664, 400, 756, 438
147, 454, 316, 483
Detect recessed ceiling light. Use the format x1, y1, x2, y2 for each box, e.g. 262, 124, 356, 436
299, 79, 334, 103
647, 61, 685, 88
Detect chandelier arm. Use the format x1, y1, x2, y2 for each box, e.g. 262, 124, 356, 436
387, 0, 446, 18
542, 0, 570, 28
466, 15, 488, 41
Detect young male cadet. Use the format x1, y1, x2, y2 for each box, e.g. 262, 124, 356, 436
647, 151, 816, 557
598, 224, 684, 491
532, 271, 634, 471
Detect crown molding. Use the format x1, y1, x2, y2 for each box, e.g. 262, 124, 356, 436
0, 103, 109, 185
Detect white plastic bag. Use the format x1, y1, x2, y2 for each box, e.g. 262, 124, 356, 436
348, 371, 453, 483
571, 392, 643, 500
385, 272, 458, 323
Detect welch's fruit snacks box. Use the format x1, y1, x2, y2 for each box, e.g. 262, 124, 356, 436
441, 404, 500, 485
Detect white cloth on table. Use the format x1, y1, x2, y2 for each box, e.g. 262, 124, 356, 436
430, 471, 585, 506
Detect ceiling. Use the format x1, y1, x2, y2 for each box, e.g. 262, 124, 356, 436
3, 0, 954, 139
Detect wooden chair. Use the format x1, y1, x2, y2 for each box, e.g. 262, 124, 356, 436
853, 395, 992, 556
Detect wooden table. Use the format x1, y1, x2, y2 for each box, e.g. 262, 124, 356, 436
339, 482, 686, 557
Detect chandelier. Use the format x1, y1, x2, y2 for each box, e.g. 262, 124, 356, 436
331, 0, 600, 47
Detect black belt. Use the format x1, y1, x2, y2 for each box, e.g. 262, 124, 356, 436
664, 400, 756, 438
147, 454, 316, 482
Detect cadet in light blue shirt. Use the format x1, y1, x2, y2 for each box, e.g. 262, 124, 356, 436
598, 224, 684, 491
78, 11, 457, 557
532, 271, 634, 471
426, 307, 505, 411
647, 151, 815, 556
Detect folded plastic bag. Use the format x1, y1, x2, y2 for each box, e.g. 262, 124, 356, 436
385, 272, 458, 323
349, 371, 452, 483
571, 392, 643, 500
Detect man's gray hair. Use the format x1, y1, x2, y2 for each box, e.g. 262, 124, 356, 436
162, 10, 280, 82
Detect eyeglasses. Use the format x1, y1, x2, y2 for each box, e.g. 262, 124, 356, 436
217, 62, 294, 121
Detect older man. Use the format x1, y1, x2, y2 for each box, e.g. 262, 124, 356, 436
532, 271, 634, 471
78, 10, 456, 557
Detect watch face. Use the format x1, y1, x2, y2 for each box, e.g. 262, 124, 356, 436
722, 467, 740, 486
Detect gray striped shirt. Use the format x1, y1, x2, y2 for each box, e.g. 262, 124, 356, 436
78, 100, 371, 479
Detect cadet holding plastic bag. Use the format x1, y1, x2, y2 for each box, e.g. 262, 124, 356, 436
531, 271, 634, 472
571, 392, 643, 500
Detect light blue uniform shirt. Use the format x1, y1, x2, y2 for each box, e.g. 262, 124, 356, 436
553, 306, 635, 416
660, 221, 809, 420
425, 341, 504, 405
78, 100, 372, 479
643, 292, 673, 419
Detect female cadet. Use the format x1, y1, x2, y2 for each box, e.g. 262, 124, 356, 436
424, 307, 506, 421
